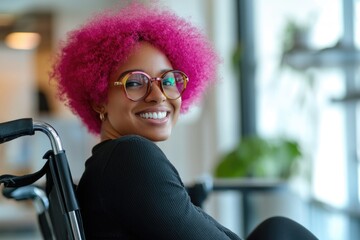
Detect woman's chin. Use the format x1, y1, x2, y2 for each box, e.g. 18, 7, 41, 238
143, 131, 171, 142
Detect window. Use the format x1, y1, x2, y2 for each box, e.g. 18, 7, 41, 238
255, 0, 359, 238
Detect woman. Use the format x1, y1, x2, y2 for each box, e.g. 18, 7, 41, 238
52, 2, 318, 239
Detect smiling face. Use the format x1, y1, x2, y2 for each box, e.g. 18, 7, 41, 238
97, 42, 181, 142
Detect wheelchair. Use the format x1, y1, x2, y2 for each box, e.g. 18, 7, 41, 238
0, 118, 86, 240
0, 118, 212, 240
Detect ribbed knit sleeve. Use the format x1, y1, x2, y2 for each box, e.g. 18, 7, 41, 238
77, 135, 241, 240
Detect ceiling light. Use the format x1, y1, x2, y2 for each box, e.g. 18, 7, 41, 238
5, 32, 41, 50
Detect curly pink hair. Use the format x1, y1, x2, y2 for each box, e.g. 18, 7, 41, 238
51, 2, 220, 135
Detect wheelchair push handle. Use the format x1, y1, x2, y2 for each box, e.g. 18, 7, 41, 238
0, 118, 64, 154
0, 118, 34, 144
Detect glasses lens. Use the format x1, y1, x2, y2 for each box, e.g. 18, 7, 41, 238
161, 71, 187, 99
124, 72, 149, 101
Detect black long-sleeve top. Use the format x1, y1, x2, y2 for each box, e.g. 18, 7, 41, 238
76, 135, 241, 239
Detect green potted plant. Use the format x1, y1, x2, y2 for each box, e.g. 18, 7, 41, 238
214, 136, 302, 180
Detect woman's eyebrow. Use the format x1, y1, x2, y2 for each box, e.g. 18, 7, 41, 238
115, 68, 174, 80
127, 69, 174, 75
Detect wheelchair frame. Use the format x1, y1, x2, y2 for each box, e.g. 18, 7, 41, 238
0, 118, 85, 240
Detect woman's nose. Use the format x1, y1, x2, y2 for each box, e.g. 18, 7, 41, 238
144, 81, 166, 103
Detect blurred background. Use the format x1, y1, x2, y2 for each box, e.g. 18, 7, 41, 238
0, 0, 359, 239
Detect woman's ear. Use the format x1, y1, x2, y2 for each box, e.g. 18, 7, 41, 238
91, 103, 106, 114
92, 103, 107, 121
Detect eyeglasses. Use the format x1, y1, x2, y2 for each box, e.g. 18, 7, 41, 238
113, 70, 189, 101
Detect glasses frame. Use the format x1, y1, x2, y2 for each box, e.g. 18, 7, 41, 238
113, 70, 189, 102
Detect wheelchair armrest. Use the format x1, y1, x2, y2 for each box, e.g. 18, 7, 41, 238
186, 175, 213, 208
3, 185, 49, 214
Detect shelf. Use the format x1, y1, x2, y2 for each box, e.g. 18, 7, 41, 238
331, 92, 360, 102
212, 178, 287, 192
282, 46, 360, 70
310, 198, 360, 218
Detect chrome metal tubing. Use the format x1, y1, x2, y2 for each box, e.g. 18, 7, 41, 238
68, 211, 83, 240
33, 121, 64, 154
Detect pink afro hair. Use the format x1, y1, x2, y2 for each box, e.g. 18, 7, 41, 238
51, 2, 220, 135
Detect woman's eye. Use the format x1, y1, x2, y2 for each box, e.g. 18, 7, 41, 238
126, 80, 143, 87
125, 74, 147, 88
163, 77, 176, 86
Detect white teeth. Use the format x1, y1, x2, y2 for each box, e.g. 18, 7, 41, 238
140, 112, 167, 120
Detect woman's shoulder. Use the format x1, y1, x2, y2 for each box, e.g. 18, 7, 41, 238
114, 135, 163, 156
94, 135, 168, 169
115, 134, 156, 145
94, 135, 178, 188
93, 135, 160, 154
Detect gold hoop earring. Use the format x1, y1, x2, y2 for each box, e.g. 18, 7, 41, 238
100, 112, 105, 121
